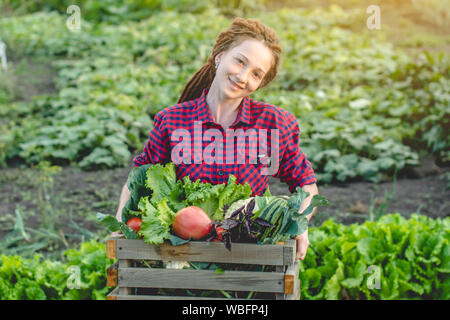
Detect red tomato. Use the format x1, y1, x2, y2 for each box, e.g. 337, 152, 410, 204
173, 206, 212, 240
126, 217, 142, 233
215, 226, 225, 241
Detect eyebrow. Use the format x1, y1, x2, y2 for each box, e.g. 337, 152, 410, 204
235, 52, 267, 74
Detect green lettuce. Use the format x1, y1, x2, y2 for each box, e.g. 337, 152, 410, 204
182, 174, 253, 221
0, 240, 114, 300
132, 162, 253, 244
182, 175, 226, 219
145, 162, 182, 208
299, 213, 449, 300
217, 175, 253, 220
138, 197, 173, 245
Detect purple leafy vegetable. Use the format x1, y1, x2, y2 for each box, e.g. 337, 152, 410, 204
245, 198, 256, 216
221, 219, 240, 230
252, 217, 275, 228
230, 206, 244, 219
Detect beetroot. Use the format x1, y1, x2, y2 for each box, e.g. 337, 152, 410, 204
173, 206, 212, 240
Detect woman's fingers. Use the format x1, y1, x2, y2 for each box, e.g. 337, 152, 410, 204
296, 244, 308, 260
295, 231, 310, 260
111, 231, 122, 237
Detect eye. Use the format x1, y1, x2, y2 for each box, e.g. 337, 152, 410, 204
235, 58, 244, 65
253, 72, 262, 79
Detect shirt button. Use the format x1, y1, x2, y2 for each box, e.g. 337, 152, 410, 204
218, 170, 224, 176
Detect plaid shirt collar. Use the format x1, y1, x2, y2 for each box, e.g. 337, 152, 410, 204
195, 86, 252, 127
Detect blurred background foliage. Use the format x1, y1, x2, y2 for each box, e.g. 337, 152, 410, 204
0, 0, 448, 183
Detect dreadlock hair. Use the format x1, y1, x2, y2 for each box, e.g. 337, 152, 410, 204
177, 17, 283, 104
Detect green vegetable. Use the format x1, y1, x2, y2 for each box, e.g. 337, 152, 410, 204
145, 163, 184, 209
251, 188, 329, 244
0, 240, 114, 300
121, 164, 152, 223
118, 162, 253, 245
183, 174, 252, 220
214, 188, 329, 250
96, 212, 138, 239
299, 213, 450, 300
105, 162, 329, 246
138, 197, 176, 244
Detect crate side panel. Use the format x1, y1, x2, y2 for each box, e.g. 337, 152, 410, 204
118, 268, 285, 293
113, 294, 237, 300
115, 239, 286, 265
283, 239, 296, 265
284, 260, 300, 300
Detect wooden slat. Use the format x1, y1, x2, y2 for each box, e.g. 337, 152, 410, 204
284, 274, 294, 294
118, 260, 132, 296
118, 268, 285, 293
115, 239, 292, 265
275, 265, 286, 300
107, 287, 118, 300
112, 294, 250, 300
107, 286, 269, 300
117, 295, 217, 300
284, 260, 300, 300
118, 295, 263, 300
107, 261, 118, 287
283, 239, 296, 265
106, 239, 117, 259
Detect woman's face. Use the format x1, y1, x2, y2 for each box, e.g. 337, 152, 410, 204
214, 39, 273, 99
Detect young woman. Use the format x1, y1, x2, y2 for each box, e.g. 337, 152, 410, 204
115, 17, 319, 260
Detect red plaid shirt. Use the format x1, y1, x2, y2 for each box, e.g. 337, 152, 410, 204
133, 87, 316, 196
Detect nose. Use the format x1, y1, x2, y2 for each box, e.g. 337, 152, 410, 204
236, 67, 250, 85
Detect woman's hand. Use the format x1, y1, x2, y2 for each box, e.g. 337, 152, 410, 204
294, 183, 318, 260
294, 229, 309, 260
111, 231, 122, 238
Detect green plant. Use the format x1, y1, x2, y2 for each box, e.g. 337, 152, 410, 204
299, 213, 449, 300
62, 240, 114, 300
1, 6, 448, 178
0, 240, 114, 300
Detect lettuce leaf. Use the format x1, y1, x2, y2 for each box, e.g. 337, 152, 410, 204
217, 175, 253, 220
182, 175, 226, 219
138, 196, 177, 244
139, 212, 172, 245
145, 162, 178, 204
136, 163, 185, 244
181, 174, 252, 220
138, 196, 171, 244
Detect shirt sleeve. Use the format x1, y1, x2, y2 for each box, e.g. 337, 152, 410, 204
273, 113, 317, 193
132, 110, 170, 167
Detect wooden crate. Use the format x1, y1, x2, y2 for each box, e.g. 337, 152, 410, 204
106, 237, 300, 300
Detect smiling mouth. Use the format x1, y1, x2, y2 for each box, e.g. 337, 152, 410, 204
228, 77, 244, 90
